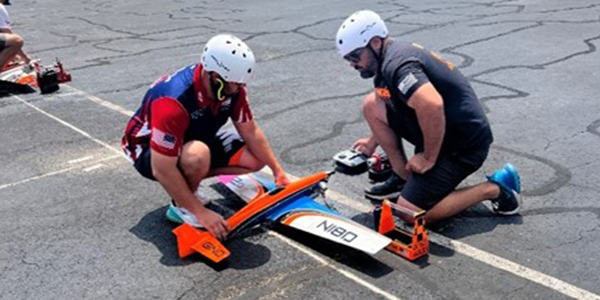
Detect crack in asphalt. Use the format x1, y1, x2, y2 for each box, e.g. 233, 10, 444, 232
542, 130, 587, 152
469, 33, 600, 79
440, 21, 545, 67
522, 206, 600, 222
536, 3, 600, 14
228, 266, 332, 300
242, 16, 347, 43
520, 206, 600, 250
96, 81, 154, 94
493, 145, 572, 196
25, 2, 599, 200
11, 2, 600, 298
246, 2, 594, 203
67, 16, 141, 37
258, 90, 370, 121
586, 118, 600, 137
502, 280, 531, 300
256, 47, 332, 63
556, 222, 600, 248
389, 0, 526, 38
280, 112, 364, 165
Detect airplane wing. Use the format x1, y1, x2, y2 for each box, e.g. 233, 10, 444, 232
218, 173, 273, 203
279, 211, 392, 255
219, 173, 392, 255
176, 172, 428, 263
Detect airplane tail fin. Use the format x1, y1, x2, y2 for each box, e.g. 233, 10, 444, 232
172, 224, 231, 263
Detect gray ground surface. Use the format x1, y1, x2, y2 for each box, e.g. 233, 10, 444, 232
1, 0, 600, 299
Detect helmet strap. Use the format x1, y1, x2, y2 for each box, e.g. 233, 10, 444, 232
366, 37, 385, 74
209, 73, 227, 101
215, 78, 226, 101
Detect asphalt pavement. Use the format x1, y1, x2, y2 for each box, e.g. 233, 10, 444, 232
1, 0, 599, 299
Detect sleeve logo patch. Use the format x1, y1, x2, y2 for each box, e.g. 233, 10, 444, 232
398, 72, 417, 95
152, 128, 176, 150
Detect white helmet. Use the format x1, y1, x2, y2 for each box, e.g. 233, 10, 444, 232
201, 34, 255, 84
336, 10, 388, 57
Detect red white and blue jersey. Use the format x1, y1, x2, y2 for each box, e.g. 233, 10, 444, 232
121, 64, 253, 162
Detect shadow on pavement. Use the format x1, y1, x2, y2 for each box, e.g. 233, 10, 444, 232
431, 204, 524, 239
271, 224, 395, 279
352, 204, 524, 259
129, 205, 272, 271
212, 181, 396, 278
0, 81, 36, 95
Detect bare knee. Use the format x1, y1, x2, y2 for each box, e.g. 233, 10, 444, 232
362, 92, 378, 118
247, 159, 265, 172
362, 92, 388, 125
239, 149, 265, 172
6, 34, 23, 48
179, 141, 211, 178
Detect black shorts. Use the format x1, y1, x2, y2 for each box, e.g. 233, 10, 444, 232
401, 149, 488, 210
134, 128, 246, 180
385, 104, 490, 209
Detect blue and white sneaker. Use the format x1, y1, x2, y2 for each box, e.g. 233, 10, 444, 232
487, 163, 521, 215
165, 187, 209, 228
165, 202, 205, 228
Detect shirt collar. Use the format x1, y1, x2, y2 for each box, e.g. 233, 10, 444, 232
193, 64, 210, 107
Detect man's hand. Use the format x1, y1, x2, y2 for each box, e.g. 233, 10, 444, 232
352, 137, 377, 157
196, 209, 230, 241
406, 153, 435, 174
274, 171, 291, 187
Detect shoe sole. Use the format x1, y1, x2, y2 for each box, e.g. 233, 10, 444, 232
494, 206, 520, 216
166, 206, 184, 224
493, 192, 521, 216
166, 205, 206, 229
365, 191, 401, 201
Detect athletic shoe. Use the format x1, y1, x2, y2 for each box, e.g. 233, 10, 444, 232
166, 185, 211, 227
365, 173, 405, 201
487, 163, 521, 215
165, 201, 204, 228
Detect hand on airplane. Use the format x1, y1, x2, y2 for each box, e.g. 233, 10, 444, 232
197, 209, 230, 241
274, 171, 291, 187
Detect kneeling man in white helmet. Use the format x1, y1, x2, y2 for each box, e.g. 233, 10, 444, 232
335, 11, 522, 224
122, 35, 290, 240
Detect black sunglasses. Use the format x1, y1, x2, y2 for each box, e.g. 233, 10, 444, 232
343, 47, 365, 63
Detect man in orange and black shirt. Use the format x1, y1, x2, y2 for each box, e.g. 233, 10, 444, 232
336, 11, 521, 223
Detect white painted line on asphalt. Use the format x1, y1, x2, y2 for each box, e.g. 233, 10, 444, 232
83, 164, 105, 172
57, 87, 600, 300
0, 154, 121, 191
47, 86, 407, 298
52, 91, 80, 97
430, 234, 600, 300
268, 231, 403, 300
266, 173, 600, 299
12, 95, 124, 156
68, 155, 94, 164
318, 179, 600, 300
64, 84, 136, 116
